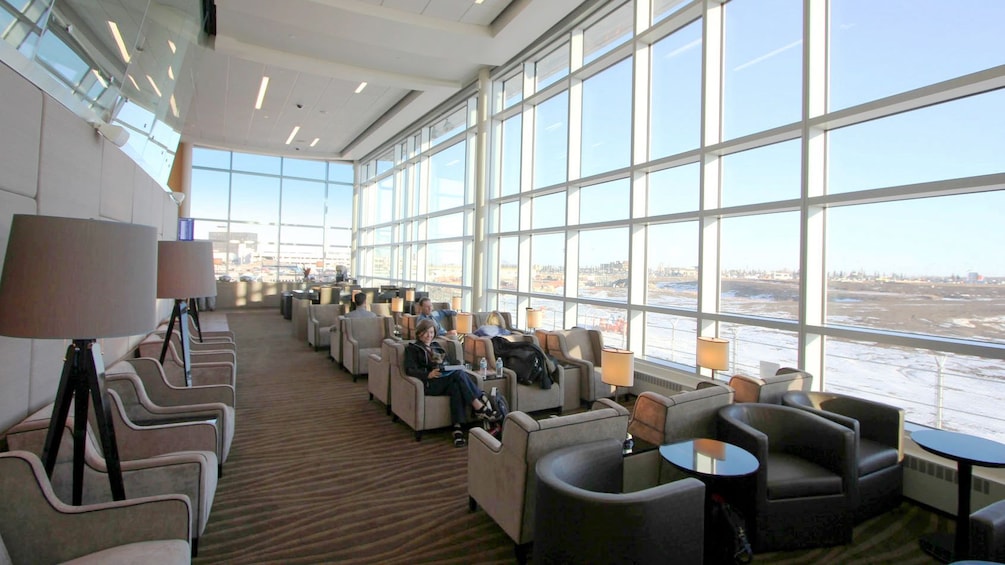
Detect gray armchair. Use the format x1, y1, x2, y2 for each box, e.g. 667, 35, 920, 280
367, 338, 399, 415
971, 498, 1005, 562
341, 316, 394, 381
533, 438, 706, 565
462, 333, 563, 414
466, 399, 629, 561
0, 451, 192, 564
728, 367, 813, 404
5, 405, 218, 555
472, 310, 524, 334
782, 390, 904, 522
626, 382, 734, 488
539, 327, 612, 405
138, 333, 237, 389
308, 303, 342, 351
717, 403, 857, 552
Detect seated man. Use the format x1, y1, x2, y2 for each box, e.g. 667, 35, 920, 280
416, 297, 457, 337
345, 292, 377, 318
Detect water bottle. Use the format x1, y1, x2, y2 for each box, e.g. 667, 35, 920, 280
479, 356, 487, 377
495, 356, 504, 377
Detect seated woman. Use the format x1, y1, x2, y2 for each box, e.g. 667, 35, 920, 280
404, 319, 497, 446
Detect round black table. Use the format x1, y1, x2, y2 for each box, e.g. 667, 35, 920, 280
912, 429, 1005, 561
661, 439, 759, 563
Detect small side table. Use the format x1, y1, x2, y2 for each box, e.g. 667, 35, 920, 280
912, 429, 1005, 562
661, 438, 759, 564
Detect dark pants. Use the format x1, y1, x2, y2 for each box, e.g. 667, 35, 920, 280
426, 370, 481, 425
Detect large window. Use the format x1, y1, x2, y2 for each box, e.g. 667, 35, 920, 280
190, 148, 353, 282
359, 0, 1005, 443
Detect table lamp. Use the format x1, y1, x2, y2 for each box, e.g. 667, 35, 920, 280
455, 312, 473, 334
157, 240, 217, 387
526, 308, 543, 332
404, 288, 415, 302
391, 296, 404, 314
451, 295, 462, 311
601, 348, 634, 403
697, 336, 729, 380
0, 215, 157, 504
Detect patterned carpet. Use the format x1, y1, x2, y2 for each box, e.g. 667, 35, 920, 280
192, 309, 950, 564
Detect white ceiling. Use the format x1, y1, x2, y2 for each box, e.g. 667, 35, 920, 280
182, 0, 591, 161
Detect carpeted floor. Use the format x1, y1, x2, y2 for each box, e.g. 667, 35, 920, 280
192, 309, 950, 564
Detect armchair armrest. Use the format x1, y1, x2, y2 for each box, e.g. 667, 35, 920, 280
106, 390, 219, 460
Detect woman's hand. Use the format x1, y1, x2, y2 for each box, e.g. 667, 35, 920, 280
429, 368, 441, 379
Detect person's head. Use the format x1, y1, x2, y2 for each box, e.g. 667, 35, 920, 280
415, 319, 437, 344
418, 297, 433, 315
353, 292, 367, 308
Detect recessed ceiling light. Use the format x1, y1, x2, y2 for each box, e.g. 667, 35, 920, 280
475, 0, 485, 4
146, 75, 162, 97
255, 76, 270, 109
310, 138, 319, 147
167, 39, 176, 53
285, 126, 300, 145
355, 81, 367, 94
108, 21, 130, 63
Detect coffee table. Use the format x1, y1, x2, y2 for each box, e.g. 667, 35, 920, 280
912, 429, 1005, 562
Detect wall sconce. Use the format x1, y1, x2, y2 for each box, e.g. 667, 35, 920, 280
697, 336, 729, 380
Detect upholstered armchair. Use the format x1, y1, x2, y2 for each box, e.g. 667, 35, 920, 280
290, 296, 312, 343
117, 357, 235, 408
342, 316, 394, 381
5, 405, 218, 555
462, 333, 563, 414
717, 403, 857, 552
307, 303, 342, 351
389, 340, 487, 440
533, 439, 706, 565
728, 367, 813, 404
782, 390, 904, 522
971, 498, 1005, 562
138, 333, 237, 389
466, 399, 630, 561
330, 315, 346, 364
367, 338, 399, 415
0, 451, 192, 564
534, 329, 582, 411
472, 311, 523, 334
626, 383, 734, 487
371, 302, 393, 317
105, 359, 235, 475
540, 327, 612, 404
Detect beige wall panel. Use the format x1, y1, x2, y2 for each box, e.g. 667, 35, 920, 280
0, 64, 41, 198
100, 144, 137, 222
37, 99, 102, 218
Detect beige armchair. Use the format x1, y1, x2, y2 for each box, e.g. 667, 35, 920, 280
729, 367, 813, 404
291, 296, 312, 343
534, 329, 583, 411
341, 316, 394, 381
472, 311, 523, 334
389, 340, 488, 441
0, 450, 192, 564
105, 359, 235, 474
308, 303, 343, 351
329, 315, 346, 364
367, 338, 399, 415
625, 383, 734, 488
138, 333, 237, 389
540, 327, 612, 405
5, 405, 218, 555
115, 357, 235, 408
466, 398, 630, 561
462, 334, 563, 414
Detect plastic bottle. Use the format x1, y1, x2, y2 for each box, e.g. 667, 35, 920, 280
495, 356, 504, 377
479, 356, 487, 377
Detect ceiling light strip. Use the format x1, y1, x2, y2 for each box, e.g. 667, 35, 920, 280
255, 76, 270, 109
354, 81, 367, 94
108, 21, 130, 63
285, 126, 300, 145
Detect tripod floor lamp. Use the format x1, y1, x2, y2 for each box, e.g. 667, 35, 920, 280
157, 240, 218, 387
0, 215, 157, 504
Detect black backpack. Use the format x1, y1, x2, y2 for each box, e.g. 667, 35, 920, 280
490, 337, 553, 389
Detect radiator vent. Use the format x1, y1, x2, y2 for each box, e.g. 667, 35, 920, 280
904, 453, 991, 495
632, 371, 685, 396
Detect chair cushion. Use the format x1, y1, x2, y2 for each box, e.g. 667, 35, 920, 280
62, 540, 190, 565
858, 437, 899, 477
766, 452, 844, 499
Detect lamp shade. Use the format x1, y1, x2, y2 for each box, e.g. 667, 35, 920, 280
391, 296, 404, 313
404, 288, 415, 302
526, 308, 543, 329
451, 296, 462, 311
697, 336, 729, 371
157, 240, 217, 299
601, 348, 635, 387
0, 215, 157, 338
455, 312, 473, 334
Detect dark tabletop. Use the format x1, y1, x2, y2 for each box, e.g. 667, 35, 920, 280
660, 438, 759, 478
911, 429, 1005, 468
